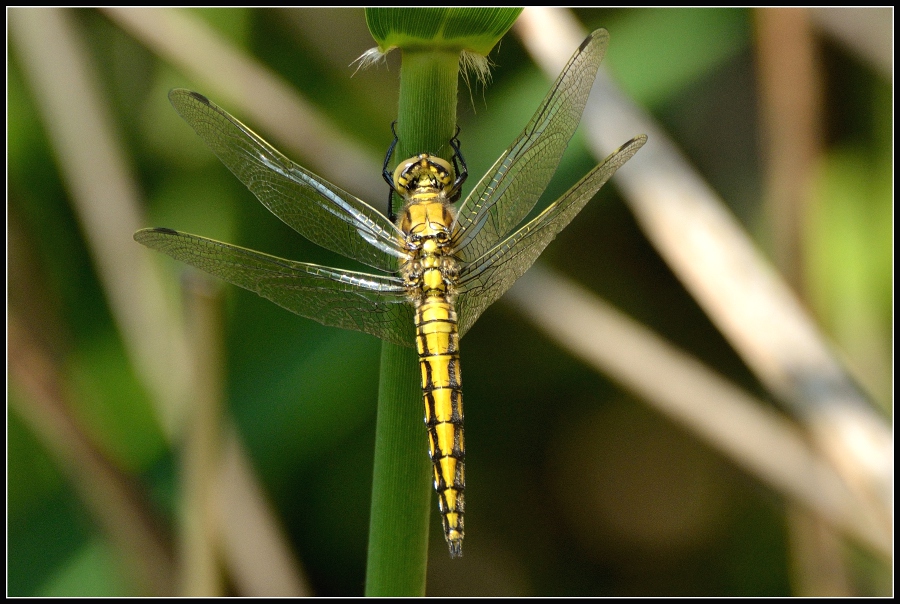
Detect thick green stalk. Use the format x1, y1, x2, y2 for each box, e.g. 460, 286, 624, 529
365, 342, 430, 596
365, 51, 459, 597
395, 50, 460, 172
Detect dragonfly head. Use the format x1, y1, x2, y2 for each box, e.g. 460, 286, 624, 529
393, 154, 457, 198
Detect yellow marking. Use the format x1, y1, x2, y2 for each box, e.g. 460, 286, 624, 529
406, 204, 428, 222
423, 202, 447, 224
422, 356, 455, 388
428, 389, 455, 421
441, 456, 458, 485
421, 270, 441, 291
434, 422, 456, 453
442, 480, 458, 507
417, 301, 453, 322
426, 388, 454, 424
418, 332, 454, 356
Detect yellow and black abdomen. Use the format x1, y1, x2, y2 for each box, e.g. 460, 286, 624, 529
414, 296, 465, 557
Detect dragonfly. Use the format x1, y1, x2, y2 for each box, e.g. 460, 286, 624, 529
135, 28, 646, 558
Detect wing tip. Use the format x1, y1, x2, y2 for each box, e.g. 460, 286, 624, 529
628, 133, 649, 149
583, 28, 610, 51
599, 134, 648, 172
169, 88, 210, 106
134, 226, 179, 243
187, 90, 211, 105
613, 134, 649, 159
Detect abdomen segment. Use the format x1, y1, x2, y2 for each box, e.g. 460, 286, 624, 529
414, 297, 465, 557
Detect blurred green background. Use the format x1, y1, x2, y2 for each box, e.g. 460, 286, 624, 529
7, 7, 892, 596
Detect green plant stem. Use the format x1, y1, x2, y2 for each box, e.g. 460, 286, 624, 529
365, 342, 430, 596
396, 50, 459, 165
365, 48, 459, 596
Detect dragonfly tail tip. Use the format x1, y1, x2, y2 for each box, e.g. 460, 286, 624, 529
448, 541, 463, 558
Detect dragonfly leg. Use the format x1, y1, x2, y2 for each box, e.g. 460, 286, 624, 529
448, 126, 468, 203
383, 121, 401, 221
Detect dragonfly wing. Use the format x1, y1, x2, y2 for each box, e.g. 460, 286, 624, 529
453, 29, 610, 262
169, 89, 404, 272
135, 227, 414, 347
455, 135, 647, 338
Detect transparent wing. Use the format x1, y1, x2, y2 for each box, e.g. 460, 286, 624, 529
453, 29, 609, 262
455, 135, 647, 337
168, 89, 404, 272
135, 227, 414, 347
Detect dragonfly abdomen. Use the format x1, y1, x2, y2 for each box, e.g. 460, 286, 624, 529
414, 296, 465, 557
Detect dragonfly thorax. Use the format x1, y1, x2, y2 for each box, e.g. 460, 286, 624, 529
398, 197, 458, 300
